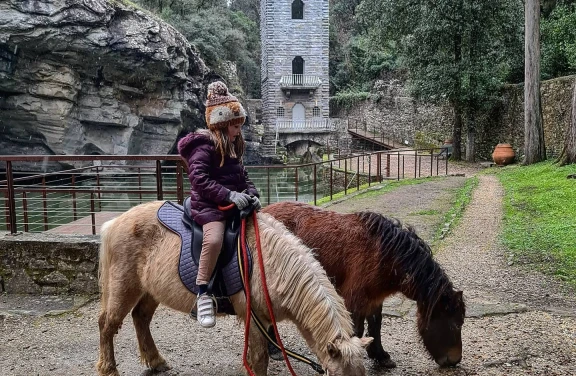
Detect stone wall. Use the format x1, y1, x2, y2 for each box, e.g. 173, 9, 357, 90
0, 233, 100, 294
331, 80, 454, 150
486, 75, 575, 159
331, 76, 576, 161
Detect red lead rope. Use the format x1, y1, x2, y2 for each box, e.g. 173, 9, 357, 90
240, 217, 255, 376
237, 210, 298, 376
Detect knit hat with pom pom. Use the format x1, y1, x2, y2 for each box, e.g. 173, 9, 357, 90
205, 81, 246, 130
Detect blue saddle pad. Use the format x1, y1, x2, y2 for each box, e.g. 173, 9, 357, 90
156, 201, 251, 298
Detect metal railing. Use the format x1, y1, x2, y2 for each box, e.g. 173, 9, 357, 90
0, 149, 449, 235
275, 119, 333, 132
347, 119, 406, 149
279, 74, 322, 88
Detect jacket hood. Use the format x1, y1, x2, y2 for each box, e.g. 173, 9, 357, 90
177, 129, 212, 156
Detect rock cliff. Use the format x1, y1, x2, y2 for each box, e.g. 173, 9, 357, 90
0, 0, 215, 169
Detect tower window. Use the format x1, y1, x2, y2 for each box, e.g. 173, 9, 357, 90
292, 56, 304, 75
255, 107, 262, 123
276, 106, 285, 117
292, 0, 304, 19
313, 106, 321, 117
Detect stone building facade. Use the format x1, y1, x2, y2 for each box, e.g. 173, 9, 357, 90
260, 0, 331, 156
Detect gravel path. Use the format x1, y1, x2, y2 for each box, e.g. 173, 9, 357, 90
1, 169, 575, 376
430, 175, 576, 375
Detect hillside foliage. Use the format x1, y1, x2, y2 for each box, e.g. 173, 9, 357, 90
131, 0, 576, 104
132, 0, 261, 98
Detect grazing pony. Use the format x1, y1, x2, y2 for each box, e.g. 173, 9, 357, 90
96, 201, 372, 376
263, 201, 465, 368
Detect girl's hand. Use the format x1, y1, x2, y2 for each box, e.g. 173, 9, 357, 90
227, 191, 252, 210
250, 196, 262, 211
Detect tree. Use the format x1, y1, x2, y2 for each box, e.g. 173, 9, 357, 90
557, 82, 576, 165
357, 0, 523, 161
541, 3, 576, 79
132, 0, 260, 97
524, 0, 547, 164
230, 0, 260, 26
329, 0, 389, 94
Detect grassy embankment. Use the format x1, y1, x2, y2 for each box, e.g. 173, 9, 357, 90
496, 161, 576, 286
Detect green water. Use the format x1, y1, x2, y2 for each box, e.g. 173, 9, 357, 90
2, 166, 332, 233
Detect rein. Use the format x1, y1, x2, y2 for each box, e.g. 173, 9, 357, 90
219, 203, 325, 375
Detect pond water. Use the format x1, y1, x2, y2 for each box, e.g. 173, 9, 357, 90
2, 166, 333, 233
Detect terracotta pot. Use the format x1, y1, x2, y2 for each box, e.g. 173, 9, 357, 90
492, 143, 515, 166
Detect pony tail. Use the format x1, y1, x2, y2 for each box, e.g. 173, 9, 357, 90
98, 218, 116, 312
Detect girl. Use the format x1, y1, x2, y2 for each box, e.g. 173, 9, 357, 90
177, 81, 261, 328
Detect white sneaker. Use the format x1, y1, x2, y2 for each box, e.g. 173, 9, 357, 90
196, 293, 216, 328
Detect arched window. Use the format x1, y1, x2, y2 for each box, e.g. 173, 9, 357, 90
312, 106, 321, 117
292, 0, 304, 19
292, 56, 304, 75
276, 106, 285, 117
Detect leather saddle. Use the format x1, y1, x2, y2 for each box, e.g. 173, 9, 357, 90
156, 197, 253, 315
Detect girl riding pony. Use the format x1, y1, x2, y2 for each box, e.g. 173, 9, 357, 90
178, 81, 261, 328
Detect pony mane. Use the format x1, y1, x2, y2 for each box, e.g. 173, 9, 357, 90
255, 213, 364, 364
357, 211, 454, 323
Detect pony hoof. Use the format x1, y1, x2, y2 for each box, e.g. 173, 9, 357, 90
96, 361, 120, 376
149, 357, 170, 372
153, 363, 171, 372
374, 357, 396, 369
267, 342, 284, 361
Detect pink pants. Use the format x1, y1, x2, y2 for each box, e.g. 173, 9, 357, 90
196, 220, 225, 286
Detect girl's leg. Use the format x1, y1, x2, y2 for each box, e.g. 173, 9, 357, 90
197, 220, 226, 285
195, 220, 225, 328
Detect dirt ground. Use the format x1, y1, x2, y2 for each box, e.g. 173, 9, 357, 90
1, 163, 575, 376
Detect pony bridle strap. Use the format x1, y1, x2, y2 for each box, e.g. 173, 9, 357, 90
236, 224, 326, 375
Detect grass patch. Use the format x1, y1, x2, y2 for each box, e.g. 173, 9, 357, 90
433, 177, 478, 243
495, 161, 576, 286
313, 181, 373, 206
313, 176, 443, 206
410, 209, 441, 216
351, 176, 445, 200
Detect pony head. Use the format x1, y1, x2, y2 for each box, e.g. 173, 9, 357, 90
418, 289, 465, 367
323, 336, 373, 376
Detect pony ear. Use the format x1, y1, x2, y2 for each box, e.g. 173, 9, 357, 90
327, 342, 341, 358
360, 337, 373, 348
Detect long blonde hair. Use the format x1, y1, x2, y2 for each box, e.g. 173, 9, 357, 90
199, 127, 246, 167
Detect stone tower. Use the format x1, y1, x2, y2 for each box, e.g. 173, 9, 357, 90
260, 0, 330, 156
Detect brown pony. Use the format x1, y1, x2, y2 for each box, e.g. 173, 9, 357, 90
263, 201, 465, 368
96, 201, 373, 376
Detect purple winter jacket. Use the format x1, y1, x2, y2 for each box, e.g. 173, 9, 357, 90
177, 130, 259, 225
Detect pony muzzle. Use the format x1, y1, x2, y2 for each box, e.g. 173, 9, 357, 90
435, 348, 462, 367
